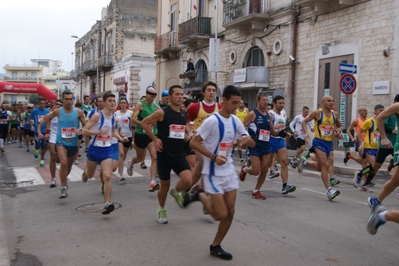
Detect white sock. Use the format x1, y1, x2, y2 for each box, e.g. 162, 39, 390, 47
253, 190, 259, 193
327, 187, 332, 192
378, 210, 388, 222
159, 206, 166, 210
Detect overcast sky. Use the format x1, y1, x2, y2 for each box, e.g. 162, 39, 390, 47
0, 0, 112, 73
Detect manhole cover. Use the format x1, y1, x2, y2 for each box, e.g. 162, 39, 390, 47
75, 202, 122, 213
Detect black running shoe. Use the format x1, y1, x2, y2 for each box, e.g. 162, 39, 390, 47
102, 202, 115, 215
210, 245, 233, 260
343, 152, 351, 164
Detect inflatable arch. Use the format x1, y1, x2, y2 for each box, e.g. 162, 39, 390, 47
0, 82, 57, 101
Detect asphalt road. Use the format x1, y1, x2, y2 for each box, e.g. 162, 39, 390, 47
0, 142, 398, 266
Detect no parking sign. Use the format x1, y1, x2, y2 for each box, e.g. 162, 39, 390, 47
340, 74, 357, 95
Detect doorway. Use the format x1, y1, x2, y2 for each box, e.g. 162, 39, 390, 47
318, 55, 354, 150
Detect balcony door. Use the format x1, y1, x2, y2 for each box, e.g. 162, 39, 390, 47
170, 4, 177, 47
318, 55, 354, 150
198, 0, 206, 17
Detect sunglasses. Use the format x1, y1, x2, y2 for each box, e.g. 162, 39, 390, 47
146, 91, 157, 96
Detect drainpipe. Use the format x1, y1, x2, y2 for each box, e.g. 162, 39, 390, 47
290, 5, 301, 119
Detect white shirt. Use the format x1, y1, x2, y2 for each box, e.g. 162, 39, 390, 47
196, 113, 248, 176
270, 110, 287, 139
115, 110, 133, 138
289, 114, 314, 140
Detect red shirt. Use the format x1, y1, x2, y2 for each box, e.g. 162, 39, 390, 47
187, 102, 222, 121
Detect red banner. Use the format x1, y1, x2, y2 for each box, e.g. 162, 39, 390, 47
0, 82, 58, 101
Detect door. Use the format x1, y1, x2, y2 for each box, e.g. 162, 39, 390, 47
198, 0, 206, 17
170, 4, 177, 47
318, 55, 354, 150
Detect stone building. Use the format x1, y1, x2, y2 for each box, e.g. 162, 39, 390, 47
72, 0, 157, 105
155, 0, 399, 150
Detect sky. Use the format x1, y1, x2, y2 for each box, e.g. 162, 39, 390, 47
0, 0, 112, 73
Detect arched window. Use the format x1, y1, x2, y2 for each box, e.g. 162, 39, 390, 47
195, 60, 208, 84
246, 46, 264, 67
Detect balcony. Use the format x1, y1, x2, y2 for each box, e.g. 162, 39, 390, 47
154, 31, 180, 59
230, 66, 269, 89
98, 55, 113, 71
183, 69, 208, 92
4, 76, 41, 82
178, 17, 212, 49
222, 0, 271, 31
82, 60, 97, 76
294, 0, 370, 15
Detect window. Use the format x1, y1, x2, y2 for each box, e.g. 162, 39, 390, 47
246, 46, 264, 67
11, 71, 17, 77
32, 72, 36, 77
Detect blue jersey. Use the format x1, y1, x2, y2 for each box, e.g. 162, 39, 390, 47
56, 108, 80, 147
0, 110, 10, 128
248, 109, 272, 150
21, 111, 31, 130
30, 107, 50, 133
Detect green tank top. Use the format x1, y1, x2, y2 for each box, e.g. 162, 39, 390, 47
135, 100, 158, 135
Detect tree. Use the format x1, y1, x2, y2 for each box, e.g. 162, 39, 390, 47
29, 94, 41, 105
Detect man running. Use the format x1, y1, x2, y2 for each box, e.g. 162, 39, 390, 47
82, 91, 127, 214
187, 85, 254, 260
28, 98, 50, 167
289, 106, 314, 168
21, 104, 34, 152
82, 95, 92, 117
366, 99, 399, 235
0, 104, 11, 154
297, 95, 342, 201
126, 86, 160, 191
157, 90, 170, 108
343, 107, 368, 165
268, 96, 296, 195
41, 92, 86, 198
353, 104, 385, 190
139, 85, 192, 223
234, 100, 249, 164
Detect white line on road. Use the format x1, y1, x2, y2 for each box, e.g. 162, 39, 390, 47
13, 167, 45, 187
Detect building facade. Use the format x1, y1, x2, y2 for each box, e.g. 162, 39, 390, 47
72, 0, 157, 105
155, 0, 399, 150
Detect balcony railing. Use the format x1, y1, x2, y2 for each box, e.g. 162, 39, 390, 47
184, 69, 208, 89
98, 55, 113, 71
178, 17, 212, 41
4, 76, 40, 81
223, 0, 247, 24
154, 31, 179, 53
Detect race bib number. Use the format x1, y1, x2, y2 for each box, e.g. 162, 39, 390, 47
61, 127, 76, 138
38, 115, 45, 123
121, 118, 129, 127
373, 132, 380, 143
0, 119, 7, 124
143, 124, 154, 134
258, 129, 270, 141
96, 134, 111, 147
218, 141, 234, 157
169, 124, 185, 139
320, 126, 334, 136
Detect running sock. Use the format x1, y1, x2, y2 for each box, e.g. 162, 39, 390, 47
327, 187, 332, 192
283, 183, 287, 188
360, 165, 373, 177
363, 173, 375, 186
378, 210, 387, 222
159, 206, 166, 210
243, 167, 247, 173
303, 160, 307, 166
253, 190, 259, 193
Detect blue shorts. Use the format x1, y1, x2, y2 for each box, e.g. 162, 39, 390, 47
56, 145, 78, 157
269, 137, 286, 153
248, 145, 272, 157
111, 143, 119, 161
87, 145, 112, 165
310, 138, 333, 158
362, 148, 377, 159
355, 140, 361, 152
34, 132, 48, 150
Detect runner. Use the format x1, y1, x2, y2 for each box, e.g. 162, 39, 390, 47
82, 91, 127, 214
289, 106, 314, 168
115, 96, 133, 181
297, 95, 342, 201
187, 85, 254, 260
157, 90, 170, 108
39, 99, 63, 188
366, 99, 399, 235
8, 104, 19, 144
28, 98, 50, 167
138, 85, 192, 223
41, 92, 86, 198
239, 91, 283, 200
17, 104, 26, 148
353, 104, 384, 190
126, 86, 160, 191
0, 104, 11, 154
82, 95, 92, 117
268, 96, 297, 195
85, 97, 104, 152
233, 100, 249, 164
343, 107, 368, 165
21, 104, 34, 152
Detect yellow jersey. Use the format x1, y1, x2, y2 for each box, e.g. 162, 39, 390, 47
236, 108, 248, 122
193, 102, 220, 131
361, 117, 379, 149
314, 110, 336, 142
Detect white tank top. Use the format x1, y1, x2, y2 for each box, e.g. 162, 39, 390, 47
49, 116, 58, 144
270, 110, 287, 139
115, 110, 133, 138
89, 112, 114, 147
111, 116, 119, 144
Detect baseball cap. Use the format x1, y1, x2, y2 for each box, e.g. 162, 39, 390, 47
161, 90, 169, 97
374, 104, 384, 110
27, 104, 34, 108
